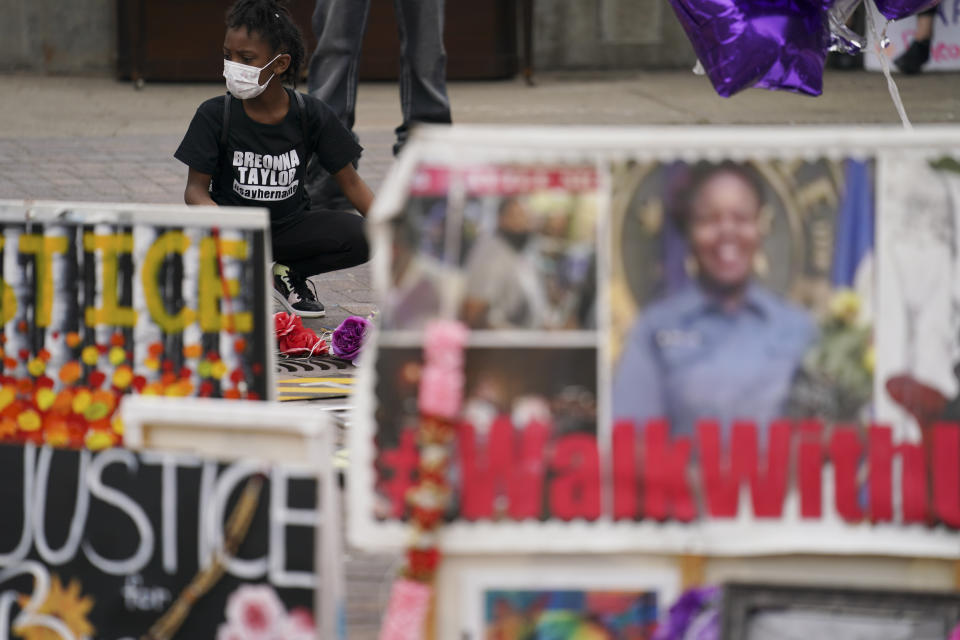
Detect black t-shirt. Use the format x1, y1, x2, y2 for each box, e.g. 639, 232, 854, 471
174, 88, 361, 224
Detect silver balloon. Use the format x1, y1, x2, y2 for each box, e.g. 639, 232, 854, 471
828, 0, 866, 53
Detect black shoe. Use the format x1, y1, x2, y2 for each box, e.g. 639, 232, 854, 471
895, 40, 931, 75
273, 263, 326, 318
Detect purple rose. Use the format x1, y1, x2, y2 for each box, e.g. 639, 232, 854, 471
331, 315, 371, 362
653, 586, 720, 640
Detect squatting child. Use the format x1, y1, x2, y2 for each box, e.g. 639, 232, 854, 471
175, 0, 374, 317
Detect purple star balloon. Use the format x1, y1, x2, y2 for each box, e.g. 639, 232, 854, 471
874, 0, 940, 20
669, 0, 834, 97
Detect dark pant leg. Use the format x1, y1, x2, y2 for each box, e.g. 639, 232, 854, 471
307, 0, 371, 129
272, 209, 370, 278
393, 0, 452, 155
305, 0, 370, 210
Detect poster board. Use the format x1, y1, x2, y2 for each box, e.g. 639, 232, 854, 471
350, 125, 960, 558
865, 1, 960, 72
0, 394, 353, 640
0, 200, 275, 450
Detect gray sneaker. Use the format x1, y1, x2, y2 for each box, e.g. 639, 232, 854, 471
273, 263, 326, 318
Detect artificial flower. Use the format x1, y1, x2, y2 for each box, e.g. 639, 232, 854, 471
422, 319, 468, 369
331, 315, 371, 362
274, 312, 328, 357
418, 367, 464, 419
224, 584, 285, 638
653, 586, 720, 640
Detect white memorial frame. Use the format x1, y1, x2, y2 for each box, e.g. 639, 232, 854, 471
350, 125, 960, 557
0, 200, 278, 400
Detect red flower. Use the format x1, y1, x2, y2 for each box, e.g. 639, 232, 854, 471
279, 332, 327, 357
407, 548, 441, 576
886, 374, 946, 429
411, 506, 444, 529
274, 312, 301, 337
88, 371, 106, 388
275, 313, 328, 356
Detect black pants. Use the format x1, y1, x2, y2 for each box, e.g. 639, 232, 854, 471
272, 208, 369, 278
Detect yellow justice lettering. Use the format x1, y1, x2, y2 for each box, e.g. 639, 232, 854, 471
0, 235, 16, 324
140, 231, 196, 333
198, 236, 252, 333
19, 234, 68, 328
83, 233, 138, 327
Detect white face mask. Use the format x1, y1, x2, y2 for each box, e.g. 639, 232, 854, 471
223, 53, 281, 99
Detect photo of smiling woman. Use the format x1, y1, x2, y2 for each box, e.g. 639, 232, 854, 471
612, 161, 818, 438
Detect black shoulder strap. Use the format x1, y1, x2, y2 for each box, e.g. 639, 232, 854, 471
209, 92, 232, 191
221, 92, 231, 147
293, 90, 314, 174
294, 90, 307, 143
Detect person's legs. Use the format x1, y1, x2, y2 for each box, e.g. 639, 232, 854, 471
274, 209, 370, 277
305, 0, 370, 210
307, 0, 371, 129
272, 209, 370, 317
393, 0, 452, 156
895, 5, 939, 74
914, 8, 936, 41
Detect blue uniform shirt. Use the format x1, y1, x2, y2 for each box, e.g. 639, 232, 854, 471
613, 283, 817, 437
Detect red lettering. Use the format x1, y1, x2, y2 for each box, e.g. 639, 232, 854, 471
697, 420, 790, 518
755, 421, 791, 517
642, 419, 696, 521
458, 417, 513, 520
380, 428, 419, 518
798, 420, 823, 518
868, 426, 893, 522
550, 433, 601, 520
457, 417, 549, 520
508, 420, 549, 520
932, 43, 960, 62
697, 420, 734, 516
386, 416, 960, 527
933, 423, 960, 527
868, 425, 927, 523
829, 426, 863, 523
612, 420, 638, 519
